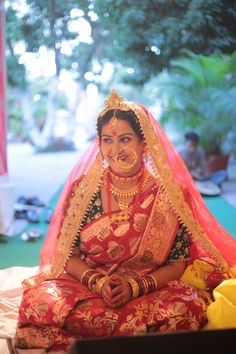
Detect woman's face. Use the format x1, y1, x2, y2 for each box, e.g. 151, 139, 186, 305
100, 118, 145, 176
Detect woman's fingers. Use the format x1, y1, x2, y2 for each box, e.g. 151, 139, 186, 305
111, 291, 124, 304
101, 283, 112, 306
103, 283, 111, 296
103, 277, 132, 308
110, 284, 123, 298
111, 285, 131, 307
109, 276, 122, 289
103, 296, 111, 307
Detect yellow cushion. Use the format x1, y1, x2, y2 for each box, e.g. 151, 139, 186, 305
205, 279, 236, 329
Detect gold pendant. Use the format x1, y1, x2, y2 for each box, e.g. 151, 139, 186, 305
118, 201, 129, 211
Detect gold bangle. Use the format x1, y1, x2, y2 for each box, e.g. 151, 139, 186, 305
80, 269, 93, 283
88, 272, 102, 291
148, 274, 158, 290
95, 276, 110, 295
127, 278, 139, 299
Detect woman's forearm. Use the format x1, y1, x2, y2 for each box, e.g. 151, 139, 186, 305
65, 254, 91, 282
151, 260, 186, 290
66, 254, 111, 296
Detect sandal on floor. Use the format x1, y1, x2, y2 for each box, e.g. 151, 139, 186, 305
21, 229, 42, 242
26, 210, 39, 223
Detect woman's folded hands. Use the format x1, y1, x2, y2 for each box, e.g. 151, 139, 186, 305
101, 274, 132, 308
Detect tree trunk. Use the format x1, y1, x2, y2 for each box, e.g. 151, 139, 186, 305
18, 88, 48, 148
65, 80, 86, 141
40, 76, 59, 145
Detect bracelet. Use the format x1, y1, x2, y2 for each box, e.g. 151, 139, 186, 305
127, 278, 139, 299
146, 274, 158, 291
95, 276, 110, 295
88, 272, 103, 291
134, 274, 157, 296
80, 269, 102, 291
80, 269, 96, 286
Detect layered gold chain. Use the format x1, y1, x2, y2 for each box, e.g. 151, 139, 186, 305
109, 170, 150, 199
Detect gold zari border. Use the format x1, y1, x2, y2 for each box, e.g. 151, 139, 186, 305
120, 187, 179, 274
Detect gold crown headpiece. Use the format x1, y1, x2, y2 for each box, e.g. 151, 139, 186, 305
97, 90, 133, 120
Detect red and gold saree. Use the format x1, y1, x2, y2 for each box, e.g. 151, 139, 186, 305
17, 184, 210, 351
16, 91, 236, 351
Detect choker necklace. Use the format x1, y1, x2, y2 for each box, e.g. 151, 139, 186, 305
109, 170, 150, 199
108, 167, 143, 184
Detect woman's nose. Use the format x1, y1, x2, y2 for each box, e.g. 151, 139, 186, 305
110, 141, 120, 156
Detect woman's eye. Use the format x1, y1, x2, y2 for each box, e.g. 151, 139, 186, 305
120, 136, 131, 143
102, 138, 112, 144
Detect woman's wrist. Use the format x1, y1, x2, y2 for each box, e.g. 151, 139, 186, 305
95, 276, 110, 295
128, 274, 157, 298
80, 269, 103, 291
127, 278, 139, 299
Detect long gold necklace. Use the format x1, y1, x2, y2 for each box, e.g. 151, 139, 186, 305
109, 170, 150, 210
105, 168, 150, 222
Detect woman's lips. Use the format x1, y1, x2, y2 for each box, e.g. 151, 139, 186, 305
109, 153, 128, 162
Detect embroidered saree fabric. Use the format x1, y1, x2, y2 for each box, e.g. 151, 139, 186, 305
16, 91, 236, 351
17, 278, 209, 351
17, 187, 209, 351
16, 180, 224, 351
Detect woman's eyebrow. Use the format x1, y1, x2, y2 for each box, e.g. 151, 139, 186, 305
117, 133, 134, 138
101, 134, 113, 138
101, 133, 134, 138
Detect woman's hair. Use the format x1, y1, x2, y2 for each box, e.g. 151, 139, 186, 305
97, 109, 144, 141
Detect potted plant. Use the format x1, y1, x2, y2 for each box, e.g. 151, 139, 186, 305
155, 49, 236, 168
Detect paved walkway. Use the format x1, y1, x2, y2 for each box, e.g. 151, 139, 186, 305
7, 143, 80, 205
6, 143, 236, 234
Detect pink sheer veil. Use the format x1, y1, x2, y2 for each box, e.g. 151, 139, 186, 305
142, 104, 236, 268
39, 99, 236, 275
39, 138, 100, 272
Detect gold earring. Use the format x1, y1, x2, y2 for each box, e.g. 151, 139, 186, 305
142, 146, 149, 162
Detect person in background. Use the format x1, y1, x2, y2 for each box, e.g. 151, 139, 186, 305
180, 132, 228, 187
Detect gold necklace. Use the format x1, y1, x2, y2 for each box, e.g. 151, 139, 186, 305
111, 172, 151, 222
109, 167, 143, 184
104, 168, 150, 222
109, 171, 150, 200
110, 182, 141, 198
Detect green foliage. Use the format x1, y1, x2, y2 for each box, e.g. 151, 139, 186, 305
156, 50, 236, 157
6, 5, 27, 88
7, 88, 24, 139
7, 55, 27, 88
6, 0, 104, 88
6, 0, 236, 87
5, 0, 236, 148
94, 0, 236, 84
